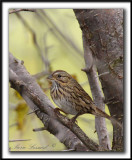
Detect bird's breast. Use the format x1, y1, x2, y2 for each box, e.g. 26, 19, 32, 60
53, 97, 78, 115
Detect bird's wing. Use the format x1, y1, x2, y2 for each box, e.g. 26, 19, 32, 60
73, 81, 93, 102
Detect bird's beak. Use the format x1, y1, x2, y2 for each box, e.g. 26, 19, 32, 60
47, 74, 53, 81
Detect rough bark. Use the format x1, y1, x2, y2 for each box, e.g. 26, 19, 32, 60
74, 9, 123, 151
9, 52, 101, 151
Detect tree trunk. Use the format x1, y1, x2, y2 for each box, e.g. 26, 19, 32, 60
74, 9, 123, 151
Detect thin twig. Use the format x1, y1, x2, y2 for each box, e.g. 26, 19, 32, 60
27, 108, 39, 115
15, 12, 48, 69
9, 123, 18, 128
98, 72, 109, 77
9, 139, 31, 142
40, 10, 83, 56
9, 9, 35, 14
60, 149, 75, 151
33, 127, 46, 132
35, 10, 83, 66
33, 71, 50, 79
43, 29, 52, 72
81, 34, 111, 150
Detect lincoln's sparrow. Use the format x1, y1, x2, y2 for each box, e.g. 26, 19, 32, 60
47, 70, 122, 128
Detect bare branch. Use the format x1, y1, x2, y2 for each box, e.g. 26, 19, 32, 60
27, 108, 39, 115
9, 139, 31, 142
33, 127, 46, 132
81, 33, 111, 150
35, 9, 83, 63
9, 52, 101, 151
60, 149, 75, 151
32, 71, 50, 79
9, 9, 36, 14
98, 72, 109, 77
43, 30, 53, 72
40, 10, 83, 56
53, 110, 101, 151
15, 12, 49, 71
9, 123, 18, 128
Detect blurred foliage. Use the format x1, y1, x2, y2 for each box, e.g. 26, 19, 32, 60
9, 9, 112, 151
15, 102, 29, 130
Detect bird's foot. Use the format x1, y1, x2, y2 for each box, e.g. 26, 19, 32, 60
54, 108, 61, 114
67, 117, 78, 128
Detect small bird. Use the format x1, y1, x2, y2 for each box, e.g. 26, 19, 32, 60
47, 70, 122, 128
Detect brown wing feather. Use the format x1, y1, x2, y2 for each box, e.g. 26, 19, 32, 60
72, 79, 92, 101
71, 79, 110, 117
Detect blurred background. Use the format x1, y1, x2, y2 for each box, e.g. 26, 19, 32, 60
9, 9, 112, 151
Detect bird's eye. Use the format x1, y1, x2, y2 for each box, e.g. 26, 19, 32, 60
58, 74, 61, 78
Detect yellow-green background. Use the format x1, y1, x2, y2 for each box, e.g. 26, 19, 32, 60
9, 9, 112, 151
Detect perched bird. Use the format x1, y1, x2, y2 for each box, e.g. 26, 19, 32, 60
47, 70, 122, 128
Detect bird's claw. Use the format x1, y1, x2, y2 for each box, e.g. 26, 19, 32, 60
67, 117, 78, 129
54, 108, 61, 114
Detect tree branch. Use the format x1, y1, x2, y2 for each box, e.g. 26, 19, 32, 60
82, 34, 111, 150
15, 12, 50, 72
9, 9, 36, 14
9, 52, 101, 151
9, 139, 31, 142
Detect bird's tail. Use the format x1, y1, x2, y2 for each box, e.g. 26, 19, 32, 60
93, 106, 123, 129
109, 116, 123, 129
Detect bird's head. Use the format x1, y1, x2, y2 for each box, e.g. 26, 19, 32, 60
47, 70, 73, 86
